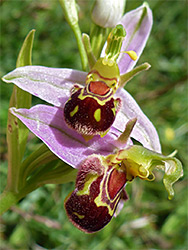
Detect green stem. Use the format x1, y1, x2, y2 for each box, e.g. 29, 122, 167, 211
0, 181, 41, 215
59, 0, 87, 71
72, 23, 88, 71
0, 156, 77, 215
0, 191, 20, 215
6, 108, 21, 192
0, 157, 59, 215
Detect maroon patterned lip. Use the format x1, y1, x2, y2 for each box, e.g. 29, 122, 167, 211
89, 81, 110, 95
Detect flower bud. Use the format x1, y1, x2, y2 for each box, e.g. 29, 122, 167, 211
91, 0, 126, 28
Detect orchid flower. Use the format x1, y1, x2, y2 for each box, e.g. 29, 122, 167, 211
1, 2, 183, 233
5, 106, 183, 233
2, 3, 161, 153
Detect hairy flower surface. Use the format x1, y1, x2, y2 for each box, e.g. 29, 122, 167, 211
64, 143, 183, 233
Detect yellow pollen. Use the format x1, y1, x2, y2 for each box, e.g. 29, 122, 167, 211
70, 105, 79, 117
94, 108, 101, 122
102, 58, 115, 67
139, 166, 147, 176
121, 50, 138, 61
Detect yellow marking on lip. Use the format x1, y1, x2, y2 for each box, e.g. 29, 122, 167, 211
94, 108, 101, 122
70, 105, 79, 117
100, 129, 109, 138
111, 107, 116, 116
73, 212, 85, 219
78, 88, 113, 106
94, 165, 120, 216
77, 174, 98, 196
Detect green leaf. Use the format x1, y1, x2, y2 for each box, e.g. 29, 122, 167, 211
30, 161, 77, 186
17, 160, 77, 200
0, 144, 76, 215
6, 29, 35, 192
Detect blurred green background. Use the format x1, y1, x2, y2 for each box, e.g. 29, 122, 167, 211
0, 0, 187, 249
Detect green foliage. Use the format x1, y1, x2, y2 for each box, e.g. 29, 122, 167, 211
0, 0, 187, 249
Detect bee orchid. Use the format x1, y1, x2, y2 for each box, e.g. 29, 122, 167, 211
2, 2, 183, 233
2, 3, 160, 152
64, 142, 183, 233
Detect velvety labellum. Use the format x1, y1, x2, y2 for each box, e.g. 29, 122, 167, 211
64, 86, 121, 136
64, 155, 127, 233
64, 59, 121, 137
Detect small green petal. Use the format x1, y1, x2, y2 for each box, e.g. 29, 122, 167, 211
117, 118, 137, 145
120, 62, 151, 87
82, 33, 96, 69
